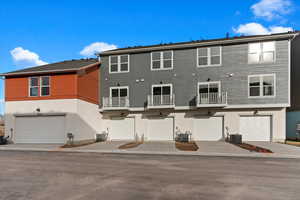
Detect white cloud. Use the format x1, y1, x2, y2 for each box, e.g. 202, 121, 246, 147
251, 0, 292, 21
233, 22, 293, 35
10, 47, 48, 67
269, 26, 293, 33
80, 42, 117, 57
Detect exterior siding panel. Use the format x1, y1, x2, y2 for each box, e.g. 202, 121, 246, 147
100, 40, 290, 108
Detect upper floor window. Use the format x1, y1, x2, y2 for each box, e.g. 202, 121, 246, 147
248, 42, 275, 64
109, 86, 129, 107
109, 55, 129, 73
197, 46, 222, 67
198, 81, 220, 95
152, 84, 172, 97
110, 86, 128, 99
150, 84, 173, 106
40, 76, 50, 96
248, 74, 275, 98
151, 51, 173, 70
29, 76, 50, 97
29, 77, 39, 97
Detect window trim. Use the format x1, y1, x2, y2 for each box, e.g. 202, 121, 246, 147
248, 41, 276, 64
150, 51, 174, 71
197, 81, 221, 96
40, 76, 50, 97
197, 46, 222, 67
109, 55, 130, 74
248, 74, 276, 98
28, 77, 39, 97
109, 86, 129, 98
151, 83, 173, 96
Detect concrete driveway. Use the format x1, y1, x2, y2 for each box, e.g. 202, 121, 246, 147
1, 141, 300, 158
247, 141, 300, 155
0, 143, 62, 151
1, 151, 300, 200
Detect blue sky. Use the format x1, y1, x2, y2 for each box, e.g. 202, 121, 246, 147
0, 0, 299, 110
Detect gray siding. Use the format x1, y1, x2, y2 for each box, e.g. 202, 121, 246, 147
100, 40, 290, 108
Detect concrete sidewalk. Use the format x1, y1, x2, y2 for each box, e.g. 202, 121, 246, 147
0, 141, 300, 159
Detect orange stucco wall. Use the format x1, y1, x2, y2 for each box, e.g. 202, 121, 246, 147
77, 66, 99, 104
5, 65, 99, 104
5, 73, 78, 101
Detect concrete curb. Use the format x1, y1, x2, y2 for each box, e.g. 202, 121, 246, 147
0, 146, 300, 159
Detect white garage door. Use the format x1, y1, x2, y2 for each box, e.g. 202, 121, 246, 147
108, 117, 135, 140
147, 117, 174, 141
240, 116, 271, 141
15, 116, 65, 143
193, 117, 223, 141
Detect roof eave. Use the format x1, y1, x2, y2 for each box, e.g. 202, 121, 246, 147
99, 32, 299, 56
0, 62, 100, 77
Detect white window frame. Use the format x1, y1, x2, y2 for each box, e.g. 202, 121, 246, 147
197, 81, 221, 96
109, 55, 130, 73
248, 41, 276, 64
248, 74, 276, 98
150, 51, 173, 71
109, 86, 129, 98
40, 76, 50, 96
28, 77, 39, 97
197, 46, 222, 67
151, 83, 173, 95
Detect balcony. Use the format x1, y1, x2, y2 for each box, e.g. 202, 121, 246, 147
147, 94, 175, 109
197, 92, 227, 107
102, 97, 130, 110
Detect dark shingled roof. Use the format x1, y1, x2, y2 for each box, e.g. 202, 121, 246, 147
99, 31, 299, 55
1, 58, 99, 76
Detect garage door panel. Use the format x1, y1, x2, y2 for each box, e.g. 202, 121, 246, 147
193, 117, 223, 141
15, 116, 65, 144
147, 118, 173, 141
240, 116, 271, 141
109, 117, 134, 140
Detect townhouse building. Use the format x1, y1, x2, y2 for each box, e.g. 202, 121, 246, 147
99, 32, 299, 142
2, 32, 300, 144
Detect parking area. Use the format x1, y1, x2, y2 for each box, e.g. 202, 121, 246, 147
2, 140, 300, 158
1, 150, 300, 200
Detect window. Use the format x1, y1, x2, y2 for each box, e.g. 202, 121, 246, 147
29, 77, 39, 97
29, 76, 51, 97
248, 42, 275, 63
197, 46, 222, 67
151, 51, 173, 70
248, 74, 275, 97
151, 84, 173, 105
198, 82, 220, 95
110, 86, 129, 107
40, 76, 50, 96
109, 55, 129, 73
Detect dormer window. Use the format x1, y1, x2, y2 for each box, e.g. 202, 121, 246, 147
109, 55, 129, 73
151, 51, 173, 70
